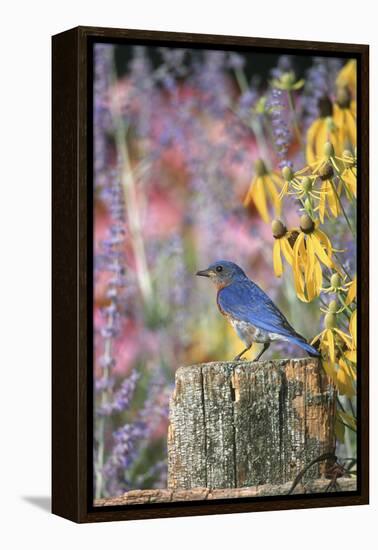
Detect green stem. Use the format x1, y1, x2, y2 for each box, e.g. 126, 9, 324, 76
234, 67, 249, 93
233, 68, 272, 165
338, 293, 354, 316
348, 398, 356, 418
329, 179, 356, 237
110, 64, 153, 307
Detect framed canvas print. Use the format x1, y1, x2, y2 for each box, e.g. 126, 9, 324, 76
52, 26, 369, 523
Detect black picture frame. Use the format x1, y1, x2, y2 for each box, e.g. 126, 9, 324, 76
52, 26, 369, 523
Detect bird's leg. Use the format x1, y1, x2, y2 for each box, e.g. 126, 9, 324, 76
233, 345, 251, 361
254, 343, 270, 361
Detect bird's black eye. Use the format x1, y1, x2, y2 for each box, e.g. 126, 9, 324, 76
216, 265, 223, 272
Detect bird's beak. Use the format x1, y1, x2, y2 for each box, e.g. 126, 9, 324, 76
196, 268, 211, 278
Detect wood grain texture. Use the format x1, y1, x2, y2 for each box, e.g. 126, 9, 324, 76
168, 359, 336, 490
94, 478, 356, 507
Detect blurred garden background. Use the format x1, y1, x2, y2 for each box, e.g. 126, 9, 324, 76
93, 43, 357, 499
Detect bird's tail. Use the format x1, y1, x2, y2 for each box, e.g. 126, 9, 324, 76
289, 335, 321, 358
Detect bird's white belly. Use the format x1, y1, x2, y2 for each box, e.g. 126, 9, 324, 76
229, 319, 286, 346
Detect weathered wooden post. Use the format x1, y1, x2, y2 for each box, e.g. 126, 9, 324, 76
168, 358, 336, 490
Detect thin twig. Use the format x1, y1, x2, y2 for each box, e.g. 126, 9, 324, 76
288, 452, 336, 495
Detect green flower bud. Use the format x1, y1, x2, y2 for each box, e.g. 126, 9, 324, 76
300, 213, 315, 234
255, 158, 268, 177
271, 219, 287, 239
282, 165, 294, 182
255, 96, 267, 114
281, 72, 296, 88
319, 162, 334, 181
325, 312, 336, 329
330, 273, 341, 288
302, 177, 312, 193
329, 299, 339, 313
324, 141, 335, 158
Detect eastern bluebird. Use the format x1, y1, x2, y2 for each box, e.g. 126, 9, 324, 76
196, 260, 320, 361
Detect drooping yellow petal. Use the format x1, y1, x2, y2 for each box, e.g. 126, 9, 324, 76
252, 177, 269, 222
315, 122, 329, 162
318, 182, 327, 223
337, 360, 355, 397
273, 239, 283, 277
322, 359, 337, 382
281, 236, 294, 266
311, 232, 334, 269
292, 233, 308, 302
334, 328, 353, 350
265, 177, 281, 214
327, 181, 341, 218
305, 266, 317, 302
315, 229, 334, 257
311, 331, 323, 346
345, 349, 357, 364
336, 59, 357, 97
306, 119, 323, 164
243, 179, 254, 207
342, 169, 357, 198
346, 277, 356, 305
305, 233, 316, 279
326, 328, 335, 364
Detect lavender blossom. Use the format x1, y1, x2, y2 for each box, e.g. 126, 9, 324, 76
98, 370, 139, 416
93, 44, 113, 188
301, 57, 343, 128
267, 88, 293, 169
103, 421, 149, 495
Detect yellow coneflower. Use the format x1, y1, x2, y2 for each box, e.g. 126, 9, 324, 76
292, 214, 338, 302
333, 86, 357, 150
312, 301, 356, 397
310, 141, 356, 208
271, 219, 296, 277
306, 97, 343, 164
316, 161, 342, 223
244, 159, 283, 223
336, 59, 357, 98
279, 165, 310, 198
312, 301, 352, 361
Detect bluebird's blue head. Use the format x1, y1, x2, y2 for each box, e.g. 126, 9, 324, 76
196, 260, 247, 288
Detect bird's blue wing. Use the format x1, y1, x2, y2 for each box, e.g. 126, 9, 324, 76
218, 281, 300, 340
